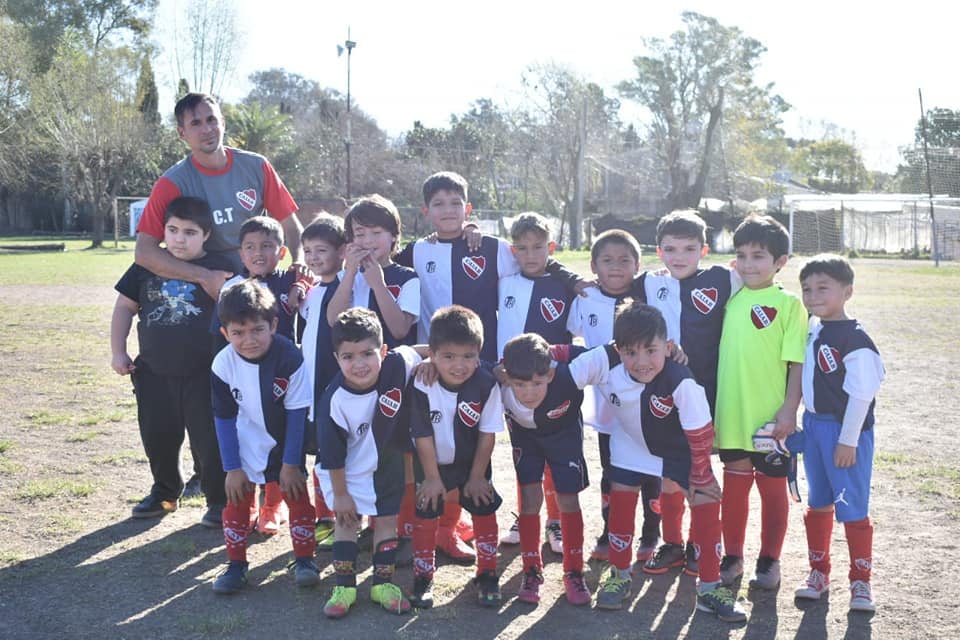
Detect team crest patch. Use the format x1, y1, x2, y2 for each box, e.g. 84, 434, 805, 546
588, 313, 598, 327
504, 296, 516, 309
608, 533, 632, 552
458, 401, 482, 427
236, 188, 257, 211
691, 288, 718, 314
540, 297, 566, 322
378, 388, 402, 418
462, 255, 486, 280
272, 378, 288, 401
547, 400, 571, 419
609, 393, 621, 407
430, 410, 442, 424
649, 497, 661, 515
386, 284, 402, 300
817, 344, 840, 373
426, 261, 436, 273
649, 394, 674, 418
750, 304, 777, 329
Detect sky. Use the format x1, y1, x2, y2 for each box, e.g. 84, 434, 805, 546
154, 0, 960, 173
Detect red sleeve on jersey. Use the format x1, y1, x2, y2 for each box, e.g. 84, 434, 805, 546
685, 422, 716, 486
549, 344, 572, 363
261, 160, 298, 222
136, 177, 183, 240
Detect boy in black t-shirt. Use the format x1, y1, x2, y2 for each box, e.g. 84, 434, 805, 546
111, 196, 232, 526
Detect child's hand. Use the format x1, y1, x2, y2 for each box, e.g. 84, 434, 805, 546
772, 405, 798, 440
688, 475, 722, 504
200, 268, 234, 301
224, 469, 254, 506
834, 444, 857, 468
287, 262, 312, 279
342, 244, 369, 274
463, 476, 494, 507
424, 231, 439, 244
414, 360, 439, 386
360, 254, 385, 289
333, 493, 360, 530
111, 352, 136, 375
279, 463, 306, 501
462, 225, 482, 251
491, 363, 508, 385
285, 283, 304, 313
416, 477, 445, 513
574, 278, 597, 298
667, 340, 688, 365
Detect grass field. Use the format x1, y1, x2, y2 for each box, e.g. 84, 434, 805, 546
0, 238, 958, 639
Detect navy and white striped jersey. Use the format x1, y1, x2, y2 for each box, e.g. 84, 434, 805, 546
409, 367, 504, 467
497, 273, 574, 358
211, 335, 311, 484
502, 359, 585, 437
802, 318, 884, 431
214, 269, 300, 341
345, 263, 420, 348
299, 277, 341, 421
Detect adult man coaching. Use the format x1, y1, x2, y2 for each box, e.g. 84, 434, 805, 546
135, 92, 304, 299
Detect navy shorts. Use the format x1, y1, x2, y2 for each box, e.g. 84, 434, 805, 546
509, 424, 589, 495
719, 447, 790, 478
413, 459, 501, 519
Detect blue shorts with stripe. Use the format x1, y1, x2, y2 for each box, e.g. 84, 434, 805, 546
802, 411, 873, 522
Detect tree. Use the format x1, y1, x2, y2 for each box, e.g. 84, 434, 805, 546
791, 139, 870, 193
223, 102, 292, 158
895, 107, 960, 196
169, 0, 239, 97
618, 11, 788, 213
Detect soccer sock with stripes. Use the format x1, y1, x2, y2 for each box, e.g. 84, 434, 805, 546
519, 513, 542, 571
283, 489, 316, 558
755, 472, 788, 560
560, 509, 585, 573
690, 501, 722, 583
222, 493, 254, 562
804, 508, 834, 575
472, 513, 499, 575
845, 517, 873, 583
412, 516, 439, 579
660, 490, 686, 545
608, 489, 639, 571
332, 540, 359, 587
372, 538, 399, 586
721, 468, 754, 558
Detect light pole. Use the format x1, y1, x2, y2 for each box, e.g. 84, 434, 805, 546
338, 29, 357, 200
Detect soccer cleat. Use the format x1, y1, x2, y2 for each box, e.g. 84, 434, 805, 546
590, 534, 610, 562
257, 501, 288, 536
323, 585, 357, 618
371, 582, 411, 615
635, 539, 657, 563
199, 504, 223, 529
696, 586, 748, 623
182, 474, 202, 499
595, 569, 632, 610
474, 570, 502, 607
131, 494, 177, 519
500, 514, 520, 545
314, 518, 335, 546
748, 556, 781, 590
437, 528, 476, 566
410, 575, 434, 609
395, 536, 413, 568
643, 543, 686, 575
683, 540, 699, 577
795, 569, 830, 600
517, 566, 544, 604
291, 557, 320, 588
849, 580, 876, 612
563, 571, 591, 606
212, 560, 248, 594
719, 555, 744, 585
545, 520, 563, 554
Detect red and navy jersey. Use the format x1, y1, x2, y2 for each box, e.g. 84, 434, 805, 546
409, 366, 503, 469
636, 265, 739, 410
212, 270, 299, 348
351, 263, 419, 348
210, 335, 311, 483
299, 277, 341, 421
802, 319, 884, 431
502, 350, 586, 437
316, 347, 420, 473
497, 273, 574, 358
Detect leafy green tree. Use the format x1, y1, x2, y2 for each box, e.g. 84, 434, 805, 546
895, 108, 960, 196
223, 102, 292, 158
790, 139, 870, 193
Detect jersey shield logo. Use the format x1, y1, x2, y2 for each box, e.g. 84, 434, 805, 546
386, 284, 402, 300
272, 377, 288, 401
691, 288, 718, 314
750, 304, 777, 329
236, 188, 257, 211
462, 255, 486, 280
546, 399, 571, 419
649, 394, 674, 418
540, 298, 566, 322
457, 401, 482, 427
378, 388, 402, 418
817, 344, 841, 373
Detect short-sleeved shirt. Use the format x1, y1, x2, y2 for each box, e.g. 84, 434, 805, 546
136, 147, 298, 273
714, 284, 808, 451
300, 277, 341, 421
210, 335, 311, 484
409, 367, 504, 467
115, 252, 233, 376
214, 270, 299, 341
497, 272, 574, 359
344, 263, 419, 348
802, 318, 884, 431
501, 359, 585, 437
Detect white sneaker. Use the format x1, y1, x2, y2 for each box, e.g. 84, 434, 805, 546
849, 580, 876, 612
795, 569, 830, 600
500, 515, 520, 545
545, 520, 563, 554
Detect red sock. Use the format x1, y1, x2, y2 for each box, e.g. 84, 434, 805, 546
519, 513, 542, 571
263, 481, 283, 508
804, 509, 834, 575
544, 467, 560, 522
660, 490, 686, 545
412, 516, 439, 579
472, 513, 499, 575
845, 517, 873, 583
721, 468, 754, 558
438, 492, 461, 531
608, 490, 639, 571
283, 490, 316, 558
690, 502, 721, 583
755, 472, 788, 559
222, 491, 254, 562
560, 509, 584, 573
397, 482, 416, 538
312, 468, 334, 520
